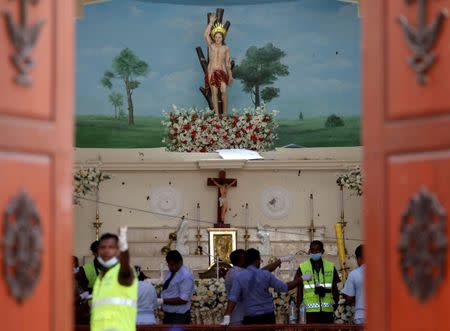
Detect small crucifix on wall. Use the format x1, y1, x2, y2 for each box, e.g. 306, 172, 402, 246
207, 170, 237, 228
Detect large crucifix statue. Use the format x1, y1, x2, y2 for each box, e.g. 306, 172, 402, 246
207, 170, 237, 228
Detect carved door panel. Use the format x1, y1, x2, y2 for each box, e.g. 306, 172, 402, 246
364, 1, 450, 331
0, 1, 74, 331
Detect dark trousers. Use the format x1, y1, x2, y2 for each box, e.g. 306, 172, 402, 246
162, 310, 191, 325
306, 312, 334, 324
243, 312, 276, 325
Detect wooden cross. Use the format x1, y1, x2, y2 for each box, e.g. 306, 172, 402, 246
207, 170, 237, 228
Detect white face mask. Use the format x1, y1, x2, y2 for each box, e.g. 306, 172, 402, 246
98, 256, 118, 268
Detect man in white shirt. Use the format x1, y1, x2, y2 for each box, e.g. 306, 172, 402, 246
341, 245, 365, 324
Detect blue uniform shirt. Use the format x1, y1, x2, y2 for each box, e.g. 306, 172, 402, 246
229, 265, 288, 317
161, 265, 195, 314
225, 266, 245, 323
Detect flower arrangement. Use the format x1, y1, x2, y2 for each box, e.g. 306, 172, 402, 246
153, 278, 227, 324
73, 166, 111, 204
334, 295, 355, 324
161, 105, 279, 152
336, 166, 363, 196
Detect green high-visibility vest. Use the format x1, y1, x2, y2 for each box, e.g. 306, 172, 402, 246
83, 261, 98, 289
91, 263, 138, 331
299, 259, 335, 313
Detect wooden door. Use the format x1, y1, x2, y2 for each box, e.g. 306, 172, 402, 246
0, 1, 74, 331
364, 0, 450, 330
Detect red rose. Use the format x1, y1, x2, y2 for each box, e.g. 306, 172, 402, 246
251, 134, 257, 142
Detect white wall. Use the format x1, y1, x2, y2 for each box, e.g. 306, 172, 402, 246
74, 147, 362, 270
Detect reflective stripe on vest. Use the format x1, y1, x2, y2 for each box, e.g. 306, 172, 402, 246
303, 283, 332, 289
305, 302, 334, 309
92, 297, 137, 309
299, 259, 335, 313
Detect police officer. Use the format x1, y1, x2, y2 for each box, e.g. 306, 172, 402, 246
222, 248, 308, 325
90, 228, 137, 331
296, 240, 340, 324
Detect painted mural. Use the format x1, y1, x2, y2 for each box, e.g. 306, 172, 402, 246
76, 0, 361, 148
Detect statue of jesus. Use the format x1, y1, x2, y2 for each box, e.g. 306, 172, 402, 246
204, 13, 233, 116
211, 178, 237, 224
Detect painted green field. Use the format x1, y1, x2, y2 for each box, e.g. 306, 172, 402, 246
75, 115, 360, 148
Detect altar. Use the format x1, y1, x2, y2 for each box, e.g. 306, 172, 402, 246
74, 146, 362, 278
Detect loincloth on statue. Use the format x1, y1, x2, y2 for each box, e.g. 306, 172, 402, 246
205, 69, 229, 92
218, 197, 226, 207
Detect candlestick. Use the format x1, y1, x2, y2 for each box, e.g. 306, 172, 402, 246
244, 203, 250, 249
195, 203, 202, 255
93, 209, 102, 240
339, 185, 347, 228
308, 194, 316, 241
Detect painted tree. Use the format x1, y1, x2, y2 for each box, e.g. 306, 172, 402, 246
108, 92, 124, 119
101, 48, 149, 125
261, 86, 279, 104
233, 43, 288, 108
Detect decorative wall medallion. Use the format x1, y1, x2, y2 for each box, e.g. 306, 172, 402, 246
3, 191, 43, 303
260, 186, 292, 219
398, 0, 448, 85
4, 0, 45, 86
149, 186, 183, 219
398, 188, 447, 302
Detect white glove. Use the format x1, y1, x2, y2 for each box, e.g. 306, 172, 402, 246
279, 255, 295, 263
221, 315, 231, 325
118, 226, 128, 252
302, 274, 313, 281
80, 291, 92, 300
157, 298, 164, 307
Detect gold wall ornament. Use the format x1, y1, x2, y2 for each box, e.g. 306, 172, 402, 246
2, 190, 42, 303
398, 188, 447, 302
398, 0, 448, 85
208, 228, 237, 266
4, 0, 45, 86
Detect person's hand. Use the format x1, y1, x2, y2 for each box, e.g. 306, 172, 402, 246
301, 274, 312, 281
118, 226, 128, 252
221, 315, 231, 325
157, 298, 164, 307
279, 255, 295, 263
209, 13, 216, 23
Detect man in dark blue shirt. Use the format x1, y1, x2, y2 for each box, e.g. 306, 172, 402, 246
223, 248, 309, 325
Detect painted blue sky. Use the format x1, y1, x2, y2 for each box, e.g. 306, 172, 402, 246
76, 0, 361, 119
